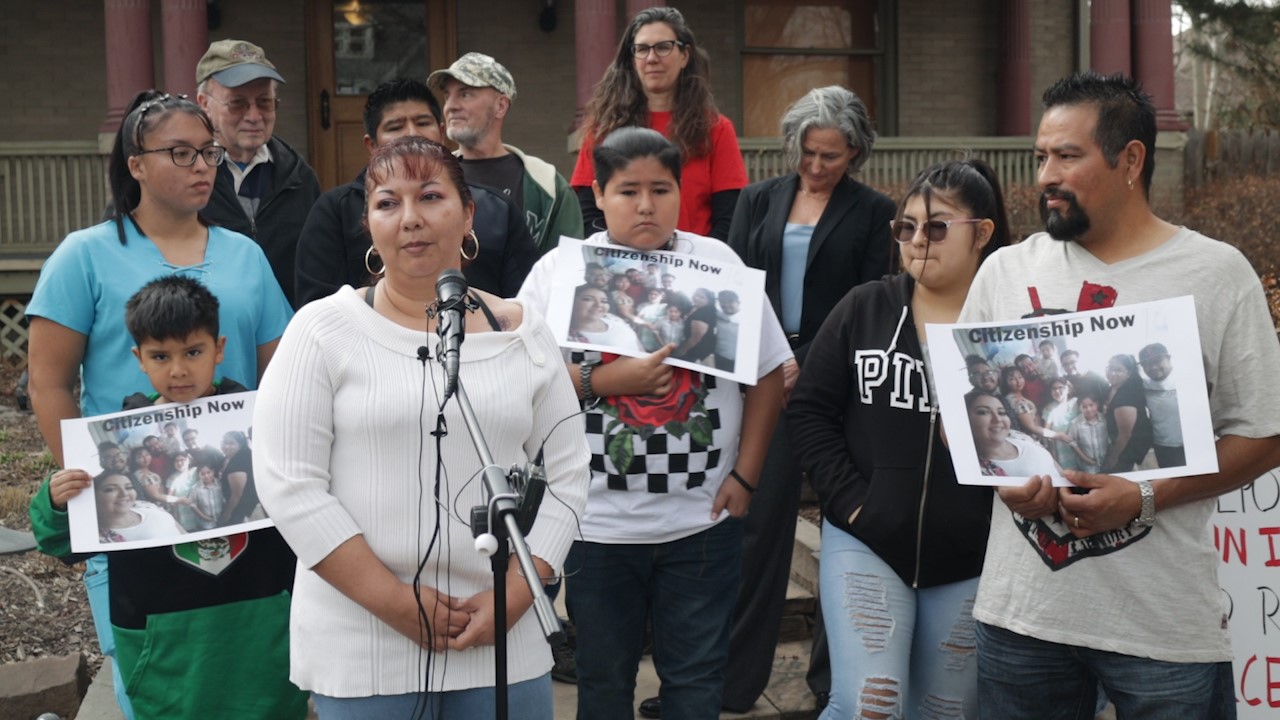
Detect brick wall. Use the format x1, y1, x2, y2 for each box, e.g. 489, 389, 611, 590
896, 0, 999, 137
0, 0, 106, 142
0, 0, 308, 156
895, 0, 1082, 138
1029, 0, 1078, 132
455, 0, 581, 175
678, 3, 742, 134
0, 0, 1096, 165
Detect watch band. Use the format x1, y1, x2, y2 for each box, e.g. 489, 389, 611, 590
580, 360, 599, 406
1135, 480, 1156, 527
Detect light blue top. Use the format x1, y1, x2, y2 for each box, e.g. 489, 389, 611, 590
26, 219, 292, 416
780, 222, 814, 334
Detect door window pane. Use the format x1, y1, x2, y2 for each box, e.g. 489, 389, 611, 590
743, 55, 877, 137
743, 0, 882, 137
334, 0, 427, 96
744, 0, 878, 49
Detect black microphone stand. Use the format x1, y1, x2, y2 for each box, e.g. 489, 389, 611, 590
451, 377, 564, 720
431, 292, 562, 720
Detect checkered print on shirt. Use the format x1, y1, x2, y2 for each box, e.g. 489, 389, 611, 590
571, 350, 723, 494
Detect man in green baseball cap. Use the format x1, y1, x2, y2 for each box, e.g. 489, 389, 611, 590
196, 39, 320, 308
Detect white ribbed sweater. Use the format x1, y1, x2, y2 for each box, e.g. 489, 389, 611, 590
254, 286, 589, 696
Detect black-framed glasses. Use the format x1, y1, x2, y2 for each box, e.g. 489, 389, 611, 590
136, 145, 227, 167
205, 95, 280, 115
890, 218, 983, 244
631, 40, 685, 58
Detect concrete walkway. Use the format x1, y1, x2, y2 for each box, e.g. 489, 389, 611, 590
0, 526, 36, 555
79, 643, 820, 720
77, 520, 825, 719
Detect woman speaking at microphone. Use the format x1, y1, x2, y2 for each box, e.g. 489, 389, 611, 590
254, 136, 589, 719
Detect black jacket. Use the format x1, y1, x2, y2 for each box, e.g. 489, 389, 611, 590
294, 169, 539, 306
787, 273, 992, 587
728, 173, 895, 363
205, 136, 322, 309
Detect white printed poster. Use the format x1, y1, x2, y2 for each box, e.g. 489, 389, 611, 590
63, 391, 272, 552
543, 237, 768, 385
924, 296, 1217, 486
1214, 467, 1280, 716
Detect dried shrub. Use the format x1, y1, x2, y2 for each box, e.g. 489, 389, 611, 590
1183, 175, 1279, 276
0, 485, 33, 526
1263, 272, 1280, 335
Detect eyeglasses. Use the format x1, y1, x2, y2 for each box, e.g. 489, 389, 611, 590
890, 218, 983, 244
631, 40, 685, 58
968, 369, 999, 380
205, 95, 280, 115
135, 145, 227, 167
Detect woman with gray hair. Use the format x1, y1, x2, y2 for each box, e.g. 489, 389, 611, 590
721, 84, 894, 713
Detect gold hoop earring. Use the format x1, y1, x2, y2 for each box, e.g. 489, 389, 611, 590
364, 245, 384, 276
1127, 177, 1135, 191
461, 229, 480, 261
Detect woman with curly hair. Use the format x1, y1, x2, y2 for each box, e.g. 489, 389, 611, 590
571, 6, 748, 240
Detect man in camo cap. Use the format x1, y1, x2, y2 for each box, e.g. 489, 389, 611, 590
429, 52, 581, 255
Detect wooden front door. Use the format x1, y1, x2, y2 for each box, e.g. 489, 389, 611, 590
306, 0, 456, 190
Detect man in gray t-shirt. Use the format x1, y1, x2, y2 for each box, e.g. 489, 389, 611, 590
1139, 342, 1183, 467
961, 71, 1280, 719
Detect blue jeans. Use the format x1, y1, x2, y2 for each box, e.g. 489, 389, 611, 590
85, 554, 136, 720
566, 519, 743, 720
818, 522, 979, 719
976, 622, 1233, 719
311, 673, 551, 719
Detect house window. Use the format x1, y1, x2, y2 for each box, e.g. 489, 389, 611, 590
742, 0, 888, 137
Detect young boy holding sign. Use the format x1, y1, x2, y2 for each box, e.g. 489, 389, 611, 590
29, 276, 305, 720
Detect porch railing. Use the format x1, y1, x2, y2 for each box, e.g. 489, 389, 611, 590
0, 141, 110, 259
740, 135, 1038, 189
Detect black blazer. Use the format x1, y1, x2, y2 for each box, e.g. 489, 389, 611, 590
727, 173, 895, 362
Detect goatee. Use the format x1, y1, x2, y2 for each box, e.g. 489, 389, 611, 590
1039, 190, 1090, 241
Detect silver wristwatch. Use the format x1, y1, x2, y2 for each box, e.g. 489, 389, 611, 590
579, 359, 600, 407
1134, 480, 1156, 527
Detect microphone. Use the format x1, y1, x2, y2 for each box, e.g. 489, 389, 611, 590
435, 268, 469, 401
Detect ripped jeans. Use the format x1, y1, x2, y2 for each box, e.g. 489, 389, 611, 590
819, 521, 978, 720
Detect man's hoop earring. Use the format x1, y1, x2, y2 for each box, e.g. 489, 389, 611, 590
364, 245, 384, 276
461, 229, 480, 261
1128, 177, 1135, 191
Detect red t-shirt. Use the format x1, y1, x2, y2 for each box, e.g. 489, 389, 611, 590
571, 112, 748, 237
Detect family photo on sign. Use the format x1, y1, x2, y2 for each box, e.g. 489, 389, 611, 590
926, 297, 1217, 486
62, 392, 271, 552
549, 237, 766, 385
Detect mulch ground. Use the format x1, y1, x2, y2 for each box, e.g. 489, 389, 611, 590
0, 365, 102, 671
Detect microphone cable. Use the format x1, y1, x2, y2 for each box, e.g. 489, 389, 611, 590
409, 342, 439, 720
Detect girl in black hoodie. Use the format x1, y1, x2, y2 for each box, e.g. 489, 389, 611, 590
788, 160, 1009, 719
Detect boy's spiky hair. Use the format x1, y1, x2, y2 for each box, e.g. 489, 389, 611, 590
125, 275, 220, 345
